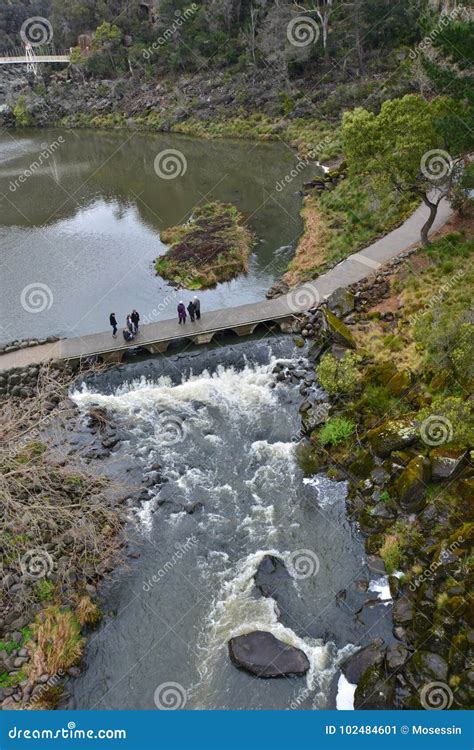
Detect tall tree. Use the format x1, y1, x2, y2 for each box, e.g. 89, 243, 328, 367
343, 94, 472, 245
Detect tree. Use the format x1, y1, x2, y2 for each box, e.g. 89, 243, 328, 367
342, 94, 472, 245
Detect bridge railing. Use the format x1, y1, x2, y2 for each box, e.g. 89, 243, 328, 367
0, 45, 71, 59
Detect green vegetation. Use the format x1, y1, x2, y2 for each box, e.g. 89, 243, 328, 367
12, 96, 35, 127
418, 396, 474, 450
35, 579, 55, 602
156, 201, 254, 289
27, 606, 84, 681
317, 351, 360, 396
318, 416, 355, 447
316, 173, 418, 266
343, 94, 473, 245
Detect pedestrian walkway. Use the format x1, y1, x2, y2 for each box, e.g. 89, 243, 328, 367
0, 197, 452, 371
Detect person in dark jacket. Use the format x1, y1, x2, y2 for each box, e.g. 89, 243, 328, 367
110, 312, 118, 338
131, 309, 140, 332
177, 301, 186, 324
193, 296, 201, 320
126, 315, 134, 334
123, 327, 134, 342
187, 300, 196, 322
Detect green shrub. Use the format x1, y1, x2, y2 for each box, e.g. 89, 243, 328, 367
357, 383, 407, 418
319, 416, 355, 446
317, 351, 360, 396
13, 96, 34, 127
418, 396, 474, 449
35, 579, 55, 602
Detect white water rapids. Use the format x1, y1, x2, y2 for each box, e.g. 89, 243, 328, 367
69, 348, 390, 710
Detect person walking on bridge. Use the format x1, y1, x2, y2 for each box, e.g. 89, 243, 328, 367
187, 300, 196, 322
110, 312, 118, 338
131, 309, 140, 333
193, 296, 201, 320
177, 301, 187, 325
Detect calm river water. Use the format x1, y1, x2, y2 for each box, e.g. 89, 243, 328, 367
0, 128, 311, 343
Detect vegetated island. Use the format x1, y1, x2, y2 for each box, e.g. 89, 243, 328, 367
155, 201, 254, 290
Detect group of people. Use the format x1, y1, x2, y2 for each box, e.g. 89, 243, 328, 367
109, 310, 140, 341
108, 296, 202, 341
177, 296, 201, 324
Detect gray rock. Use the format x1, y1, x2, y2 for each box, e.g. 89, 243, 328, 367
228, 631, 309, 678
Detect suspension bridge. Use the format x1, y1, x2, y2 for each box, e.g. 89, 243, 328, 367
0, 44, 71, 75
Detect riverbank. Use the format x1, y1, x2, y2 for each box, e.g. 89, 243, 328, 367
0, 362, 133, 709
295, 211, 474, 709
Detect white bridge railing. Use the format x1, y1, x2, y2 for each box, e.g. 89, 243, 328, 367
0, 44, 71, 74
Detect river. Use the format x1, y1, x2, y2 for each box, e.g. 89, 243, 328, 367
0, 128, 312, 344
66, 336, 394, 710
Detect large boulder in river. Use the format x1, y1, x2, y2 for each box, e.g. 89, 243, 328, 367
341, 639, 385, 684
366, 417, 418, 457
254, 555, 292, 600
228, 631, 310, 678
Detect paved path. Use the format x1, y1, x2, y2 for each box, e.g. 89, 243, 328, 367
0, 197, 452, 372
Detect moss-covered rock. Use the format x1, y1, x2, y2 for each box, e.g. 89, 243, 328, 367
348, 449, 375, 478
326, 287, 355, 317
395, 455, 431, 511
386, 369, 413, 396
405, 650, 448, 689
323, 308, 356, 349
456, 477, 474, 503
366, 417, 418, 457
354, 663, 395, 709
430, 447, 467, 480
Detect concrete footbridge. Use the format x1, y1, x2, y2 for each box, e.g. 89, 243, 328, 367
0, 197, 452, 372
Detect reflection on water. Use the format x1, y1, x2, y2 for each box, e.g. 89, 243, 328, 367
0, 129, 317, 342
